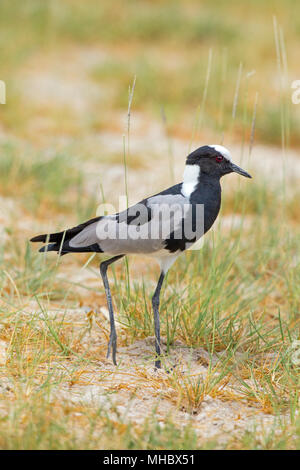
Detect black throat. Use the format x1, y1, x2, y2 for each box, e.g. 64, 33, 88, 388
190, 172, 222, 234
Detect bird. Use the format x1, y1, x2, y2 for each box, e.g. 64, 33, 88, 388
30, 144, 251, 369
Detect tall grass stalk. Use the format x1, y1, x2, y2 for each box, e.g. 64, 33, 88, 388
188, 47, 213, 152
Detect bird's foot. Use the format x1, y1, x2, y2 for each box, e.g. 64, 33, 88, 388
154, 357, 177, 373
106, 333, 117, 366
165, 363, 177, 374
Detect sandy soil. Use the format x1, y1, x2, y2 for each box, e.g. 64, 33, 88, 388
1, 303, 287, 444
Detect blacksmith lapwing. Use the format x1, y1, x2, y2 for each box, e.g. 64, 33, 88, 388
31, 145, 251, 368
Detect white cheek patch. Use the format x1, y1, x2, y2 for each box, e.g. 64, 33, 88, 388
209, 144, 232, 162
182, 164, 200, 197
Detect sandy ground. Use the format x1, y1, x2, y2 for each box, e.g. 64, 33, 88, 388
0, 304, 288, 445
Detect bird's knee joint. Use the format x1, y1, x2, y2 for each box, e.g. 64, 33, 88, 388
100, 263, 108, 276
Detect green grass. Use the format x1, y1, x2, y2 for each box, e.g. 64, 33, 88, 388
0, 139, 97, 218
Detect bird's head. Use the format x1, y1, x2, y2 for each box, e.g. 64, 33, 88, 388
186, 145, 252, 179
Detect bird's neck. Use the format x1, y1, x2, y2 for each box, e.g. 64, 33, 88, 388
182, 164, 201, 197
182, 164, 220, 197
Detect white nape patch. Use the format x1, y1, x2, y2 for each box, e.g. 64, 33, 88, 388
182, 164, 200, 197
209, 144, 232, 162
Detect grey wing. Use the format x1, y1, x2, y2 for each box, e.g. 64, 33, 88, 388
69, 193, 189, 255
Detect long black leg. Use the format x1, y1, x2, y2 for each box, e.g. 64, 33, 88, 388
100, 255, 124, 365
152, 271, 165, 369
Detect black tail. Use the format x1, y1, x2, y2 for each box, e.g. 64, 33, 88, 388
30, 216, 102, 255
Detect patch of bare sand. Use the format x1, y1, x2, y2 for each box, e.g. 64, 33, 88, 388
54, 336, 286, 444
20, 46, 109, 114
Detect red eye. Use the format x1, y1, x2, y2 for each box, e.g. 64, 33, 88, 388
216, 155, 223, 163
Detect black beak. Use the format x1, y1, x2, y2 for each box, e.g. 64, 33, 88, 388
230, 162, 252, 178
